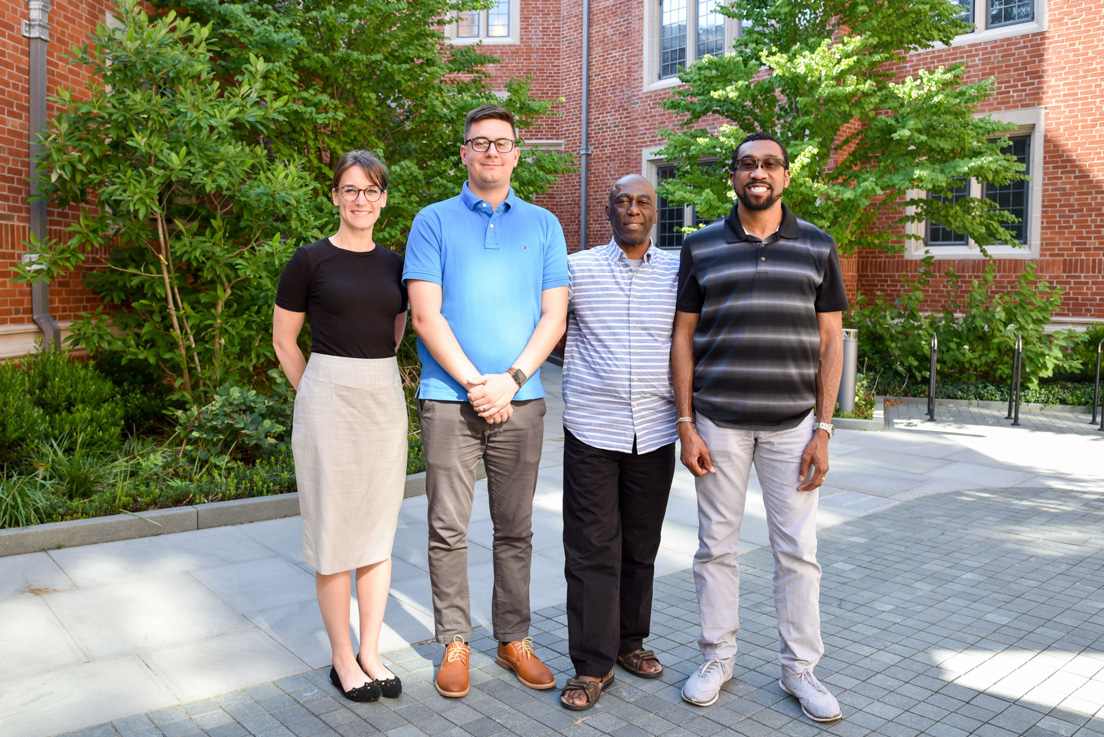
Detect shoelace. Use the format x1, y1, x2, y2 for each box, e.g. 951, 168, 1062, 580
513, 636, 537, 660
444, 635, 469, 663
698, 659, 728, 679
794, 670, 827, 694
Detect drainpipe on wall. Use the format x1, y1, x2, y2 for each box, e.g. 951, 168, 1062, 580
578, 0, 592, 250
22, 0, 61, 350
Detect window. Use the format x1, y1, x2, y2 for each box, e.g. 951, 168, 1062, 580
445, 0, 519, 45
910, 108, 1043, 259
654, 163, 718, 249
646, 0, 736, 87
949, 0, 1045, 45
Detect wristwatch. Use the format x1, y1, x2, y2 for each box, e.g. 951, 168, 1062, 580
814, 421, 834, 439
508, 366, 527, 388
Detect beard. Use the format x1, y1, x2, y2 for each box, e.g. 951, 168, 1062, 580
736, 187, 782, 211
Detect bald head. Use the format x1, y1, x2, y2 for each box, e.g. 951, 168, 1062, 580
608, 174, 655, 205
606, 174, 657, 254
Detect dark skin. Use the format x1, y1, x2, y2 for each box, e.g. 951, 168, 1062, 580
672, 139, 842, 491
560, 175, 661, 706
553, 174, 658, 356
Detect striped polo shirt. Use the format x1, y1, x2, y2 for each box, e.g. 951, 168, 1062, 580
562, 240, 679, 454
676, 203, 849, 430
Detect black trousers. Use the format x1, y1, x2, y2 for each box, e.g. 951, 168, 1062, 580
562, 427, 676, 677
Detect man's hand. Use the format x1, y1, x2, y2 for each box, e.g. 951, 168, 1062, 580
467, 373, 520, 422
678, 424, 716, 477
797, 430, 830, 491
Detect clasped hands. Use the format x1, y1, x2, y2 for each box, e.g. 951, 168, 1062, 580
465, 372, 519, 424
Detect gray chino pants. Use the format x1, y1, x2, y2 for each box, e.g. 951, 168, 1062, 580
418, 398, 547, 644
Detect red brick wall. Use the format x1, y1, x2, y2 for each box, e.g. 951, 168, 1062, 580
4, 0, 1100, 348
855, 6, 1104, 319
1, 0, 115, 332
480, 0, 1103, 320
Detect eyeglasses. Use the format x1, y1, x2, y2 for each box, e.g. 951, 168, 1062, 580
336, 186, 384, 202
734, 156, 787, 172
465, 137, 518, 153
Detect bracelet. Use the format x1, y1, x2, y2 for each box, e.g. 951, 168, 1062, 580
675, 416, 694, 425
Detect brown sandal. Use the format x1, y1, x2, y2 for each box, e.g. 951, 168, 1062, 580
559, 670, 614, 711
617, 649, 663, 679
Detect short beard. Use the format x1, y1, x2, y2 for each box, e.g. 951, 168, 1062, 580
737, 189, 782, 212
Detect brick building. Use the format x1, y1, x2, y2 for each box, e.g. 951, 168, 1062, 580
2, 0, 1100, 358
463, 0, 1101, 325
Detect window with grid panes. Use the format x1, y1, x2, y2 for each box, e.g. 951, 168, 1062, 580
989, 0, 1033, 26
983, 135, 1030, 243
925, 179, 969, 246
655, 163, 720, 248
454, 0, 511, 40
660, 0, 727, 79
925, 136, 1030, 247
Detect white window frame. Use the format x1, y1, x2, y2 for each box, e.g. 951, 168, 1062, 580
906, 107, 1044, 261
643, 0, 739, 92
443, 0, 520, 46
947, 0, 1047, 47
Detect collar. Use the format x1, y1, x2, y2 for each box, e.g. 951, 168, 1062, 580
724, 202, 799, 243
461, 180, 518, 211
602, 238, 656, 263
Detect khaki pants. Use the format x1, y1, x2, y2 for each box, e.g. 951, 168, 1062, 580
418, 398, 547, 643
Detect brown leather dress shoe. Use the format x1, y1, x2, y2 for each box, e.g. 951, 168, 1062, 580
496, 637, 555, 690
436, 636, 470, 698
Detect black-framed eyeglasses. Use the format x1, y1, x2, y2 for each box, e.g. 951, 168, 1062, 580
335, 186, 385, 202
734, 156, 787, 172
465, 137, 518, 153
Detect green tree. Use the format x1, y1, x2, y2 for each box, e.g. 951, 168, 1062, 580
151, 0, 575, 248
659, 0, 1027, 255
16, 0, 321, 400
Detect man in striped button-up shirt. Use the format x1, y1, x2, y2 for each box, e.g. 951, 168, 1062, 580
558, 174, 679, 710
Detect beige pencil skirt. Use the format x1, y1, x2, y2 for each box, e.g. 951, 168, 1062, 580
292, 353, 408, 575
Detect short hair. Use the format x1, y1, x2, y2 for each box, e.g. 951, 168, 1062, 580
732, 132, 790, 172
331, 150, 389, 191
464, 104, 518, 140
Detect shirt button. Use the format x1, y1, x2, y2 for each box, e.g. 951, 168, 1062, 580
490, 224, 494, 228
761, 256, 766, 261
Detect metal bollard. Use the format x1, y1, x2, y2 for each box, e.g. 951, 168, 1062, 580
1092, 339, 1102, 426
1006, 328, 1020, 419
838, 328, 859, 413
926, 334, 938, 422
1011, 334, 1023, 427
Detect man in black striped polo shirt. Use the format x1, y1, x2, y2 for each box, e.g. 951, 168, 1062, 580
672, 132, 849, 722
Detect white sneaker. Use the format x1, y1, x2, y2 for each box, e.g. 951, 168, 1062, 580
681, 657, 735, 707
779, 668, 842, 722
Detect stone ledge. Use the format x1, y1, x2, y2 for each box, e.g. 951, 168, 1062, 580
833, 396, 887, 432
0, 463, 484, 558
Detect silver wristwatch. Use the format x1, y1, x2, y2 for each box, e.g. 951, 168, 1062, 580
814, 421, 834, 439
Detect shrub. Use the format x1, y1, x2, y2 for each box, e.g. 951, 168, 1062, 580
0, 350, 126, 467
850, 259, 1081, 393
173, 381, 293, 469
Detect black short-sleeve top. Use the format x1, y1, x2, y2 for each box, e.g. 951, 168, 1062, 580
275, 238, 408, 359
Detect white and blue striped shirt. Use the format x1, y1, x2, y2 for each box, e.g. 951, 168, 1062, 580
562, 240, 679, 454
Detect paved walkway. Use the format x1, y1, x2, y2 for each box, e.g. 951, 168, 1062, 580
2, 364, 1102, 737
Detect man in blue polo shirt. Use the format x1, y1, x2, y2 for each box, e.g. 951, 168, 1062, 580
404, 104, 569, 699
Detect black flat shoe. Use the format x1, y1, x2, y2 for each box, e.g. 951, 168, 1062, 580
376, 675, 402, 698
329, 666, 381, 702
358, 652, 402, 698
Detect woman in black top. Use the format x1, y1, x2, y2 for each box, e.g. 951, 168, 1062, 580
274, 151, 407, 703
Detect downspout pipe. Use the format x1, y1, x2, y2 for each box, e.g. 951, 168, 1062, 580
578, 0, 592, 250
23, 0, 61, 349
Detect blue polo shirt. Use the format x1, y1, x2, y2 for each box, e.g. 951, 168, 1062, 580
403, 182, 569, 402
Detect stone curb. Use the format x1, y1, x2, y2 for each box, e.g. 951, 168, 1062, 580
885, 395, 1092, 415
833, 396, 887, 432
0, 464, 484, 558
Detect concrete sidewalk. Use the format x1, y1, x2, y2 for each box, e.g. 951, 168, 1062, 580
2, 363, 1102, 737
